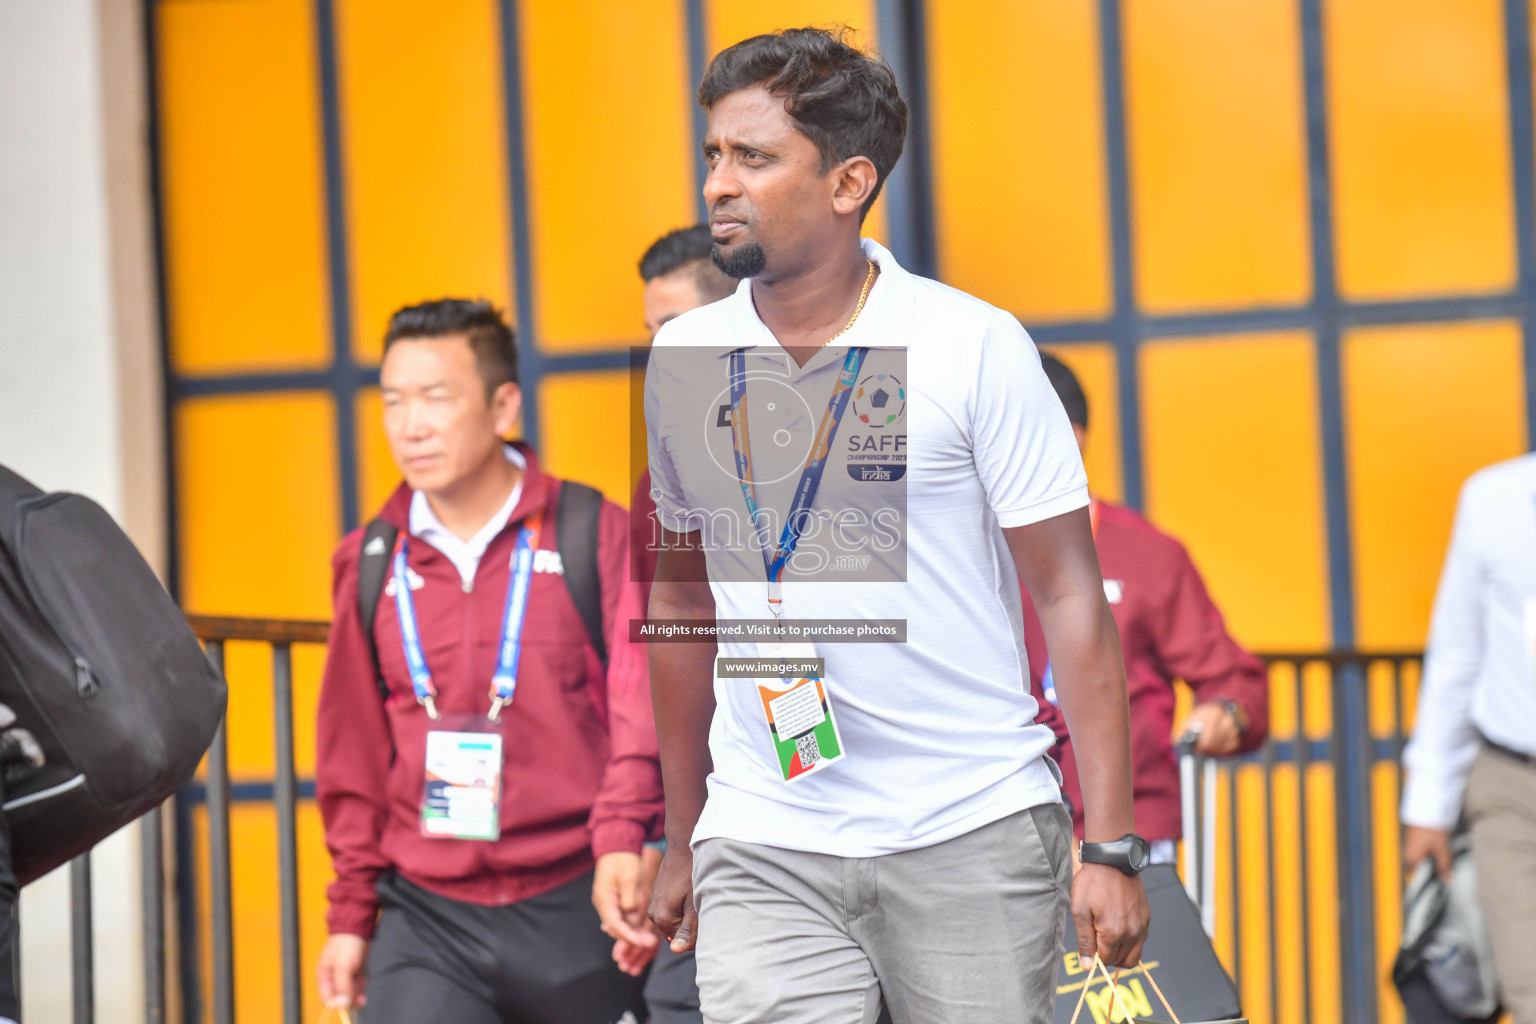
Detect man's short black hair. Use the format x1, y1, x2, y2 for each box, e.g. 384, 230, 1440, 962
639, 225, 738, 302
1039, 351, 1089, 430
640, 225, 714, 281
383, 298, 518, 399
698, 27, 907, 221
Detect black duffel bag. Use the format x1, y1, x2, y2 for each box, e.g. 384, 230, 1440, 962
0, 464, 226, 884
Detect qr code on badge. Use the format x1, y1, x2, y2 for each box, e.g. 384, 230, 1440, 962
795, 732, 821, 767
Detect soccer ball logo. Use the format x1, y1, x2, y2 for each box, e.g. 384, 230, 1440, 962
852, 374, 905, 428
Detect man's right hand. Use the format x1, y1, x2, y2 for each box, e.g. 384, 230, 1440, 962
647, 847, 698, 953
317, 933, 369, 1009
1403, 825, 1454, 880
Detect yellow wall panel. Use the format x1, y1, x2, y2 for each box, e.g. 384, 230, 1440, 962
1327, 0, 1514, 298
337, 0, 513, 363
156, 0, 330, 373
1124, 0, 1310, 312
194, 803, 335, 1024
701, 1, 889, 245
1039, 343, 1124, 503
540, 370, 636, 506
1345, 321, 1527, 648
218, 641, 327, 779
706, 0, 875, 53
928, 0, 1109, 319
520, 0, 696, 351
177, 393, 338, 619
1142, 334, 1330, 649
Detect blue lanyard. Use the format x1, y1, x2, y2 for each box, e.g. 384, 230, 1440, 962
727, 346, 867, 614
391, 517, 541, 721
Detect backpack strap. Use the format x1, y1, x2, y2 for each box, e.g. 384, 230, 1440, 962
555, 481, 608, 669
356, 518, 399, 702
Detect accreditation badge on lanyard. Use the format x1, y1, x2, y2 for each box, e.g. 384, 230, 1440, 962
390, 514, 542, 840
728, 348, 864, 782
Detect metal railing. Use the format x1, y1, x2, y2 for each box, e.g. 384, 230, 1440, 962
50, 620, 1420, 1024
1182, 650, 1421, 1024
184, 616, 329, 1024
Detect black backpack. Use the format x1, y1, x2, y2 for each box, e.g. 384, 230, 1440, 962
0, 465, 227, 885
355, 480, 609, 696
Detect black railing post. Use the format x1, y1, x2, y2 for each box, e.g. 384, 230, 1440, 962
141, 802, 165, 1024
1294, 659, 1314, 1022
70, 853, 92, 1024
204, 639, 235, 1024
1331, 658, 1377, 1024
273, 643, 302, 1024
1225, 760, 1241, 991
1261, 715, 1280, 1024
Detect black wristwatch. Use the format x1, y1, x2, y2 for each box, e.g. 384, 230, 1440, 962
1079, 833, 1152, 876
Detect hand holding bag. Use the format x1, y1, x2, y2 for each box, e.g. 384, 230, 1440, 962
1069, 954, 1248, 1024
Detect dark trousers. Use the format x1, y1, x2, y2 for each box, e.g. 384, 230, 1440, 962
644, 945, 701, 1024
361, 869, 645, 1024
0, 778, 18, 1022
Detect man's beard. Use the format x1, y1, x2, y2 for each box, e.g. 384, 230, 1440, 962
712, 241, 767, 279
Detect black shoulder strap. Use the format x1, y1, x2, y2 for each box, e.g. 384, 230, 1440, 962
555, 481, 608, 668
356, 518, 399, 701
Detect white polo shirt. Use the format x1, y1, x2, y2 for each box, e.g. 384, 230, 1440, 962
644, 239, 1090, 857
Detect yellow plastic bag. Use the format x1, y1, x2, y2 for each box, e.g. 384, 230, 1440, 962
1068, 954, 1248, 1024
315, 1008, 355, 1024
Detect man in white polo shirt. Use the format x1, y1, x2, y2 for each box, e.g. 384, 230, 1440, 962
644, 28, 1149, 1024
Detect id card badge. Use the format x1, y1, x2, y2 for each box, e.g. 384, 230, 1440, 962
421, 728, 503, 841
754, 641, 846, 782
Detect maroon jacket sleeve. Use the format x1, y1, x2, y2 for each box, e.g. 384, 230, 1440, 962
315, 535, 394, 939
1152, 543, 1269, 753
588, 499, 666, 858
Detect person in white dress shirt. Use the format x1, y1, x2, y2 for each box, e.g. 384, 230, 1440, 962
1402, 452, 1536, 1023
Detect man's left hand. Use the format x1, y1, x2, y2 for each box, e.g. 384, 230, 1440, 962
1071, 863, 1150, 969
592, 851, 659, 976
1179, 702, 1241, 757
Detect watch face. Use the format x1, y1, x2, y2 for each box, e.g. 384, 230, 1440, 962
1129, 837, 1150, 872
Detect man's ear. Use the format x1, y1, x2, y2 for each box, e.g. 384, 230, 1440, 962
491, 381, 523, 438
830, 155, 879, 217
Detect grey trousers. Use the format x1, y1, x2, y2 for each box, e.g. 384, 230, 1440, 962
691, 804, 1073, 1024
1467, 745, 1536, 1024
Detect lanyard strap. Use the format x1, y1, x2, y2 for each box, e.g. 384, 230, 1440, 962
728, 346, 867, 614
391, 512, 543, 721
488, 516, 541, 721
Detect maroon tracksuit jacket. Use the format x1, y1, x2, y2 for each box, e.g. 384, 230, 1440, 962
316, 446, 663, 939
1024, 499, 1268, 842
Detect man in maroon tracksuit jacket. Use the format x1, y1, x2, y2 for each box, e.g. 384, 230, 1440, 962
1025, 354, 1269, 863
314, 299, 658, 1023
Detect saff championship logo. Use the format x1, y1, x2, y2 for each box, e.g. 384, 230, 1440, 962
851, 374, 905, 429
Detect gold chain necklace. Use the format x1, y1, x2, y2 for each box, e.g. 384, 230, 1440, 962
828, 259, 877, 344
